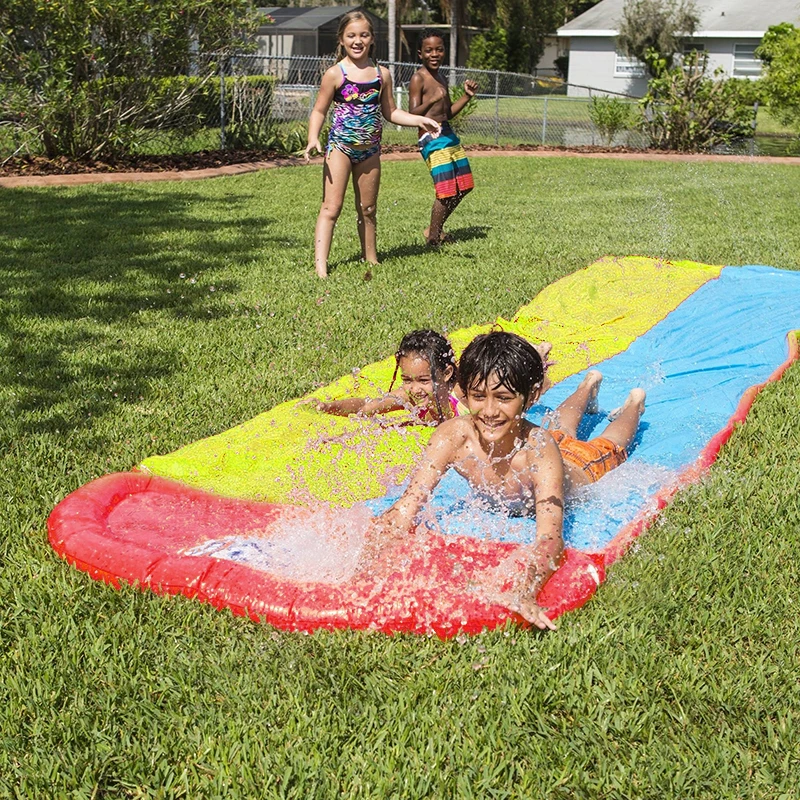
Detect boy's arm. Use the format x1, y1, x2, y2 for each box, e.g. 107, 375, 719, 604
448, 79, 478, 118
359, 422, 460, 567
379, 68, 441, 133
510, 433, 565, 630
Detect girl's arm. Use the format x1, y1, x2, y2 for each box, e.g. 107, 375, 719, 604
305, 67, 338, 160
379, 67, 441, 134
316, 391, 407, 417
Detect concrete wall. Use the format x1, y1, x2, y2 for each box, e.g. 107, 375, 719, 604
565, 35, 762, 97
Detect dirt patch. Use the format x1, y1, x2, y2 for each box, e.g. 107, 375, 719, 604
0, 143, 727, 178
2, 143, 798, 187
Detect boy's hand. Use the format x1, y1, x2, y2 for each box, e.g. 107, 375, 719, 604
464, 79, 478, 97
509, 594, 557, 631
356, 515, 405, 575
304, 139, 322, 162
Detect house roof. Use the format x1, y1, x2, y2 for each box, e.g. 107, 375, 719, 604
257, 6, 385, 32
558, 0, 800, 38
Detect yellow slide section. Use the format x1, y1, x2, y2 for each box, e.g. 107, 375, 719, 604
140, 256, 722, 505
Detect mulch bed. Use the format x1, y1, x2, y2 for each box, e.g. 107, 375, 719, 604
0, 144, 661, 177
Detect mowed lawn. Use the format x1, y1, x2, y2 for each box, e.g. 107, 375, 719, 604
2, 155, 800, 798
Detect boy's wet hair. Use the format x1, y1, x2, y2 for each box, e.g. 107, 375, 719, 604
390, 329, 457, 418
458, 331, 544, 402
418, 28, 446, 49
335, 11, 375, 60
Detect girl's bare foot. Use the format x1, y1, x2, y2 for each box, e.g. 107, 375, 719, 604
316, 264, 328, 279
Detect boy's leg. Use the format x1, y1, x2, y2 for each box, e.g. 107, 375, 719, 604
599, 388, 646, 451
352, 152, 381, 265
425, 193, 464, 245
315, 149, 352, 278
552, 370, 602, 437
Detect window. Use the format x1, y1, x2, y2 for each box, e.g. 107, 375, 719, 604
733, 43, 761, 78
614, 50, 645, 77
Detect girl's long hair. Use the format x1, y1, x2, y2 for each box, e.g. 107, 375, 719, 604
335, 11, 376, 62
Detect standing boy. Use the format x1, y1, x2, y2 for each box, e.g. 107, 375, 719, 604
408, 30, 478, 247
361, 332, 646, 631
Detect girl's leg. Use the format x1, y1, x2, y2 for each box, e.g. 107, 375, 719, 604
599, 388, 646, 451
352, 152, 381, 265
552, 370, 602, 437
314, 148, 352, 278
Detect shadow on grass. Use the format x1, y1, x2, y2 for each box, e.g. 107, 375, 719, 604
379, 225, 491, 261
0, 187, 292, 437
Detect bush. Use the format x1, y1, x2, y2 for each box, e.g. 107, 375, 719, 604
467, 26, 508, 72
588, 95, 639, 145
640, 51, 758, 151
448, 86, 477, 135
756, 22, 800, 132
0, 0, 258, 159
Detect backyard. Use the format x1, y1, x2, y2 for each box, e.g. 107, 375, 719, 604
2, 155, 800, 797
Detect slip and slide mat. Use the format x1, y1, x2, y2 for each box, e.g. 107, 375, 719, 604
48, 257, 800, 636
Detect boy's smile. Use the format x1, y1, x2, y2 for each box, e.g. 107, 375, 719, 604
419, 38, 445, 70
465, 375, 529, 450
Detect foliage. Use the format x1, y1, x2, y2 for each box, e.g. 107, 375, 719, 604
756, 22, 800, 132
495, 0, 566, 74
640, 51, 758, 151
447, 85, 477, 134
0, 0, 258, 159
588, 95, 639, 145
1, 158, 800, 796
554, 54, 569, 80
617, 0, 700, 77
466, 25, 508, 72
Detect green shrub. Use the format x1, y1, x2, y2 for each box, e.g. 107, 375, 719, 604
640, 51, 758, 151
588, 95, 639, 145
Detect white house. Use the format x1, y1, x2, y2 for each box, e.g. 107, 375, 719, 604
558, 0, 800, 97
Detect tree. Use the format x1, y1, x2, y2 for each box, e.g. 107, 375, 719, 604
757, 22, 800, 132
0, 0, 259, 159
617, 0, 699, 77
495, 0, 566, 74
467, 25, 508, 71
640, 51, 757, 151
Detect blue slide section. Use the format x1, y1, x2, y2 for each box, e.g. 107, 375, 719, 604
368, 266, 800, 550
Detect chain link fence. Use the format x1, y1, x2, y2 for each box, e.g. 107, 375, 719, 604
1, 54, 652, 161
222, 54, 648, 150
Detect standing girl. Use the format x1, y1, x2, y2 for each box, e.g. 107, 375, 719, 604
304, 11, 441, 278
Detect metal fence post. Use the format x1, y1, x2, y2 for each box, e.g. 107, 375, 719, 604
541, 95, 548, 145
219, 56, 227, 150
493, 71, 499, 145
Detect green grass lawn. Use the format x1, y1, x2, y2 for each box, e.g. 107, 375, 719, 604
2, 156, 800, 798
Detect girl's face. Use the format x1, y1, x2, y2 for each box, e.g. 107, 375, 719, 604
340, 19, 374, 61
398, 353, 452, 409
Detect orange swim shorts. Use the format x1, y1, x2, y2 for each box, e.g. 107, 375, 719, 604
551, 430, 627, 483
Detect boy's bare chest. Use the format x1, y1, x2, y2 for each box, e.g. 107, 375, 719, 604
454, 451, 535, 507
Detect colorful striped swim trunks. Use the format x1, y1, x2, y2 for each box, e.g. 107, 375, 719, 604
550, 430, 628, 483
418, 122, 474, 200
